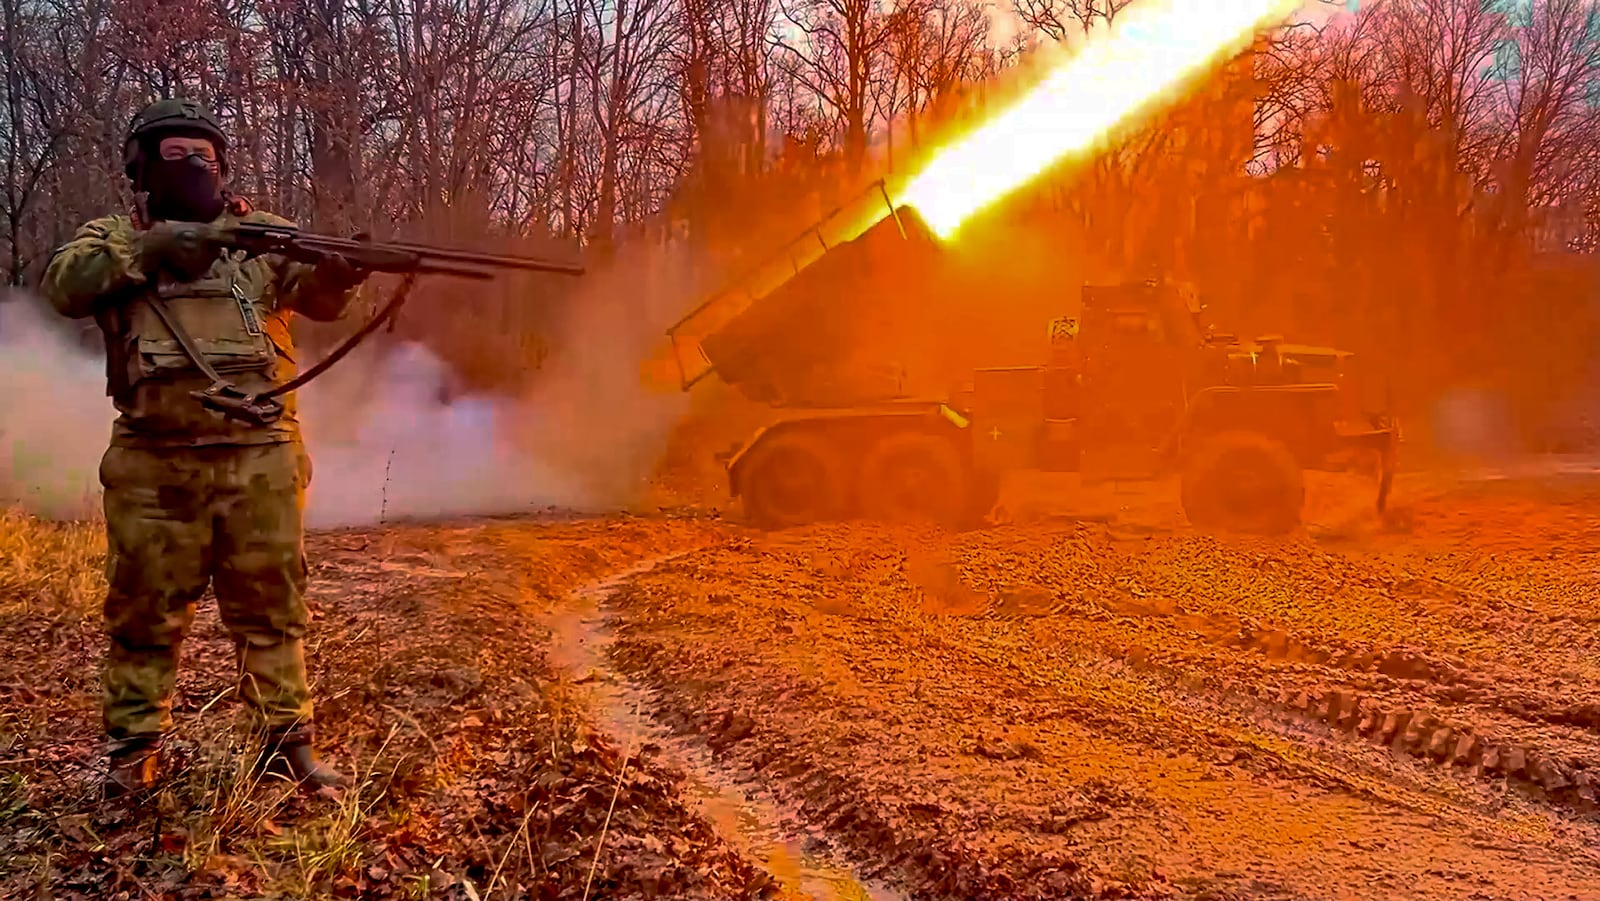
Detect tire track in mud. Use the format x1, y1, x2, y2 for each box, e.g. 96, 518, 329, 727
1065, 565, 1600, 819
603, 622, 1105, 901
595, 520, 1600, 900
1060, 525, 1600, 817
954, 496, 1600, 821
541, 554, 910, 901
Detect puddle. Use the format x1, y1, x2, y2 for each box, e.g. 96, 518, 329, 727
545, 555, 908, 901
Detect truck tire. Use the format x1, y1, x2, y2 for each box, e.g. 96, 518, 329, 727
737, 430, 851, 530
1180, 430, 1304, 535
857, 431, 975, 528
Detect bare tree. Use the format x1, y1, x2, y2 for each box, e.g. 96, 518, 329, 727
0, 0, 62, 283
1013, 0, 1129, 43
878, 0, 990, 160
1369, 0, 1507, 181
581, 0, 686, 242
775, 0, 892, 167
1490, 0, 1600, 238
2, 0, 1591, 407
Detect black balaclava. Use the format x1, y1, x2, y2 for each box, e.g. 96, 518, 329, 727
141, 141, 226, 223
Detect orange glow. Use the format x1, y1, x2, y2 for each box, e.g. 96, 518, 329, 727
654, 0, 1302, 394
901, 0, 1302, 238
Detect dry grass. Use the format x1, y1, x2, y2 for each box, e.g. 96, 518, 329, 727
0, 512, 779, 900
0, 508, 415, 898
0, 506, 105, 617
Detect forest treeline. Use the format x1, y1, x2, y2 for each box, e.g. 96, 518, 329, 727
1, 0, 1596, 444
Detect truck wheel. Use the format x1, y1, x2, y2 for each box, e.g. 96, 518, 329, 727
1180, 430, 1304, 535
737, 431, 850, 530
857, 431, 974, 527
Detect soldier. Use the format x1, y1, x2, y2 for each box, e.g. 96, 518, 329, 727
39, 98, 367, 798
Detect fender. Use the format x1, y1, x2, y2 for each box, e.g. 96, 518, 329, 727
1159, 383, 1341, 469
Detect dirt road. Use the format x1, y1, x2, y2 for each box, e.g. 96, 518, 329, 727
5, 466, 1600, 899
573, 470, 1600, 900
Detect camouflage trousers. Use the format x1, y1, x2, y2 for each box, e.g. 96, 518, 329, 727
99, 441, 315, 742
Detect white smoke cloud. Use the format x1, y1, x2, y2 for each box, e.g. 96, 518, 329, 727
0, 236, 694, 527
1429, 386, 1518, 462
0, 297, 114, 520
295, 341, 595, 528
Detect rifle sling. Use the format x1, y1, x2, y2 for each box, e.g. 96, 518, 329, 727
143, 272, 418, 410
141, 294, 236, 387
258, 272, 417, 401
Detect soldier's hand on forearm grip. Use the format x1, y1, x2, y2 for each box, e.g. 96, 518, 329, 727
137, 222, 223, 278
312, 252, 367, 290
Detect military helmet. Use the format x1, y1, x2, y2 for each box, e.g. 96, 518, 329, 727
122, 98, 229, 180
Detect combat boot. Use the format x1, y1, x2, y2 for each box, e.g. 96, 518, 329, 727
103, 736, 161, 801
258, 726, 349, 792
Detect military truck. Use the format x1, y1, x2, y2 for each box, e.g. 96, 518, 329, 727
667, 182, 1399, 534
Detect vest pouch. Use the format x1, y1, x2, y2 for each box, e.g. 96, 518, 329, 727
128, 279, 277, 382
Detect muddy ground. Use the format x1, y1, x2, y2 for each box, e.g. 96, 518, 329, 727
4, 464, 1600, 899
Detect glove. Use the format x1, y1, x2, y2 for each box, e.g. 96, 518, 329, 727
138, 222, 224, 280
312, 252, 367, 291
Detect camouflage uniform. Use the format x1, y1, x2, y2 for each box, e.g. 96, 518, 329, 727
41, 205, 357, 752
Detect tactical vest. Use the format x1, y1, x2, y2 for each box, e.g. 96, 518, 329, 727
63, 205, 309, 447
125, 255, 262, 378
111, 227, 295, 396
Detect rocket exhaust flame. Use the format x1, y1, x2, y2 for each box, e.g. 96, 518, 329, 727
662, 0, 1303, 393
900, 0, 1303, 238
